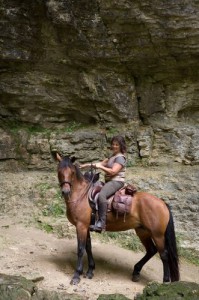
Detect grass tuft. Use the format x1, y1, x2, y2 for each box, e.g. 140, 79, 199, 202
42, 202, 65, 217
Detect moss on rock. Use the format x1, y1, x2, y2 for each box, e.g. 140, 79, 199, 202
0, 273, 85, 300
135, 281, 199, 300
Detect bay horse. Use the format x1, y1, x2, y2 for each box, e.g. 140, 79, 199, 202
54, 153, 179, 285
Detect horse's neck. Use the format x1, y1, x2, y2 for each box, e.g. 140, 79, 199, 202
70, 178, 89, 202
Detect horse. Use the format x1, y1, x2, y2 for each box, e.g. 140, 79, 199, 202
54, 153, 179, 285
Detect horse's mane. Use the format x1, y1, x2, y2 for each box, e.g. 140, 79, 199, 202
58, 156, 84, 182
84, 170, 100, 183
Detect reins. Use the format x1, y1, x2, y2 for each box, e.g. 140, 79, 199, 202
64, 164, 96, 204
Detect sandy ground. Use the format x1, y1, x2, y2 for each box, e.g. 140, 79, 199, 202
0, 216, 199, 300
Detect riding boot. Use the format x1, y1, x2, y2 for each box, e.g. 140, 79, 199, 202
90, 201, 107, 233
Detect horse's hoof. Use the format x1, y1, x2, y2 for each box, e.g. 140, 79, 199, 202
85, 272, 94, 279
132, 274, 140, 282
70, 277, 80, 285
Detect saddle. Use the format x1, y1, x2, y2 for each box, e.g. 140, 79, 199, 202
88, 182, 137, 221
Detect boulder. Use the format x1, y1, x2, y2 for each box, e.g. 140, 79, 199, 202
135, 281, 199, 300
0, 273, 85, 300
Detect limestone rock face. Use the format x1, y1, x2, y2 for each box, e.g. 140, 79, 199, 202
0, 0, 198, 128
0, 0, 199, 168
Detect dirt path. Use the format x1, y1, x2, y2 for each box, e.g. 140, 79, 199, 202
0, 217, 198, 300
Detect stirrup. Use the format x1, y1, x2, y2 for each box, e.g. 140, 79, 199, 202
90, 220, 105, 233
89, 224, 96, 232
94, 224, 103, 233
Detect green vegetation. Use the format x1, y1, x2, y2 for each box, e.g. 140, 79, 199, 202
39, 222, 53, 233
126, 160, 134, 168
64, 121, 83, 133
107, 127, 119, 135
42, 201, 65, 217
7, 120, 51, 135
98, 231, 144, 252
35, 182, 65, 217
176, 233, 199, 265
97, 231, 199, 266
179, 247, 199, 266
135, 281, 199, 300
35, 182, 52, 199
6, 120, 83, 137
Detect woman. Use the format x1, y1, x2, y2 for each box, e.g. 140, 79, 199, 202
80, 135, 126, 233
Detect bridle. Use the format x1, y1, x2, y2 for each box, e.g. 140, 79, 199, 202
59, 164, 97, 204
59, 180, 72, 188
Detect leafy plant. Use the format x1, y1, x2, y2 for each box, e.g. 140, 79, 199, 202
65, 121, 82, 133
37, 221, 53, 233
107, 127, 118, 135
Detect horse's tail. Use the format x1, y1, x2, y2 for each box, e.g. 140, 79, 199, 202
165, 204, 180, 282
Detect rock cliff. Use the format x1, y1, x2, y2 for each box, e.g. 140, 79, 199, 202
0, 0, 199, 167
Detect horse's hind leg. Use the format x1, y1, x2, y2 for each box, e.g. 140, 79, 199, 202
84, 230, 95, 279
132, 229, 157, 282
153, 236, 170, 282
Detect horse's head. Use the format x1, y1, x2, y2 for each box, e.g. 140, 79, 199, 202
54, 152, 81, 198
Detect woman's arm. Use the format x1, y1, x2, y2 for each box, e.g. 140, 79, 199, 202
95, 162, 122, 176
80, 158, 108, 169
79, 163, 92, 169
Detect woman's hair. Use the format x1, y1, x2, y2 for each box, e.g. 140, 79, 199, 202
111, 135, 127, 154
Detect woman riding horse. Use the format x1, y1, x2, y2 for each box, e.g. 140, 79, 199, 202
80, 135, 127, 233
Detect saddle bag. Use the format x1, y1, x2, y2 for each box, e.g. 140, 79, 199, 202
112, 190, 132, 221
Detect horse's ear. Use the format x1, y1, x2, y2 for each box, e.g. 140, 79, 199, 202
51, 151, 62, 162
56, 153, 62, 162
71, 156, 77, 163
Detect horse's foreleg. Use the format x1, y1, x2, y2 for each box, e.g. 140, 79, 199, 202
70, 225, 87, 285
84, 230, 95, 279
132, 229, 157, 282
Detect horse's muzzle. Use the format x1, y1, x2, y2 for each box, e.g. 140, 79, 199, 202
61, 189, 70, 198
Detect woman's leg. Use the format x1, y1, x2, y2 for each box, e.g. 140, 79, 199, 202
92, 181, 124, 232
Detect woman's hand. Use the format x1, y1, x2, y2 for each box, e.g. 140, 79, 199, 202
95, 162, 103, 169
